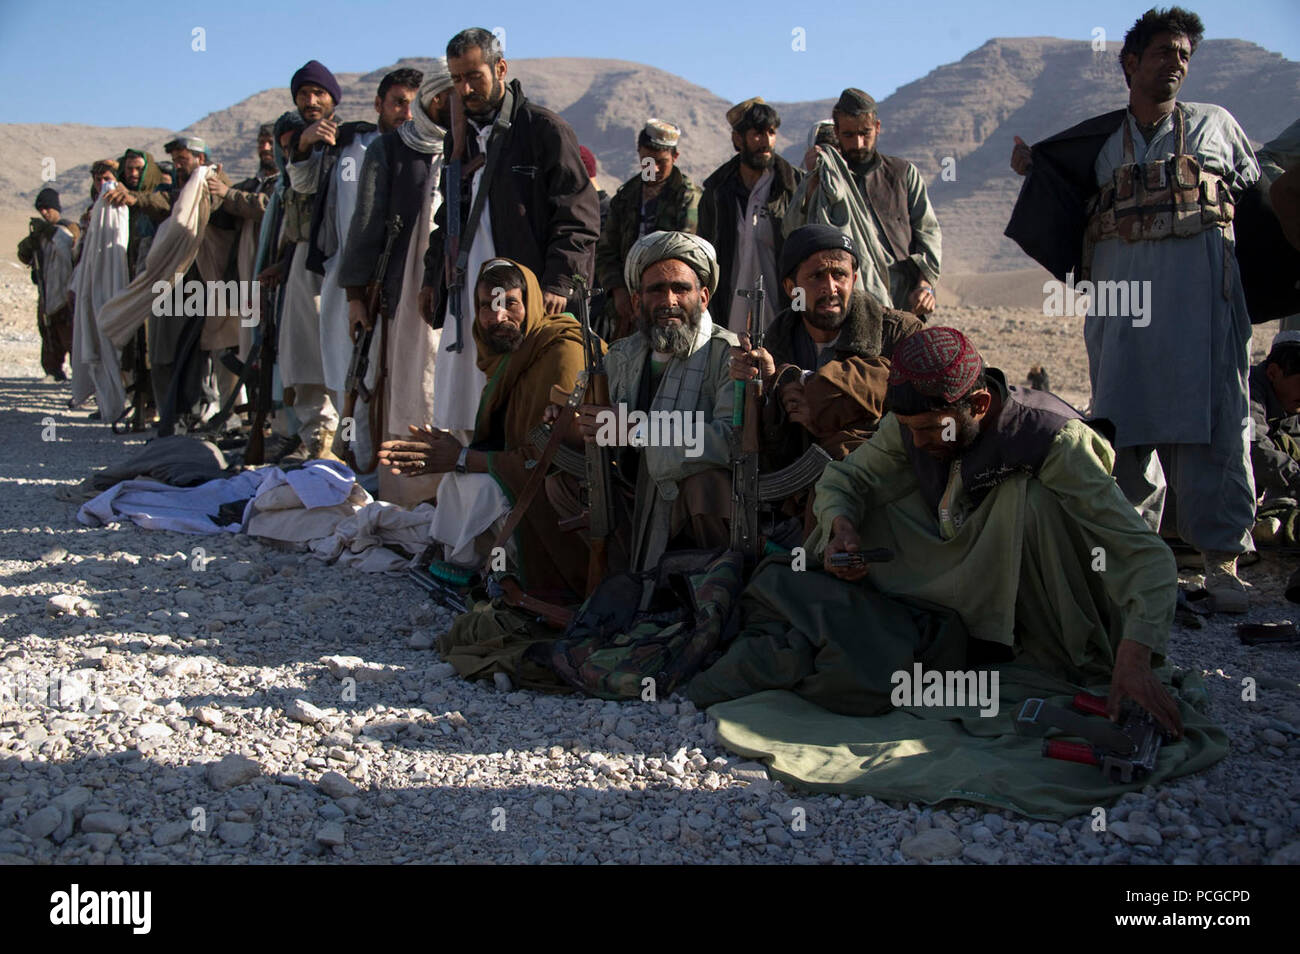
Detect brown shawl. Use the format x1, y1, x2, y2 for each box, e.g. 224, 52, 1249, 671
471, 258, 590, 449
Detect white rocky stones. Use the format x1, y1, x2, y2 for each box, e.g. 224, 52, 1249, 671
286, 699, 326, 725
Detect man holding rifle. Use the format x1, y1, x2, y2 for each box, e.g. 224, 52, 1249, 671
547, 231, 739, 573
421, 27, 600, 438
341, 63, 454, 504
730, 225, 924, 536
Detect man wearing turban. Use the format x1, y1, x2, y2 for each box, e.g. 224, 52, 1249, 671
548, 230, 740, 572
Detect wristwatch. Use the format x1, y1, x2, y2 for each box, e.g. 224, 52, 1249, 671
454, 445, 470, 475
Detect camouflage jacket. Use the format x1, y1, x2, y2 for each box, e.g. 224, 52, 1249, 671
595, 165, 701, 297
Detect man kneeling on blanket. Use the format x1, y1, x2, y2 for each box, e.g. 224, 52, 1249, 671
688, 325, 1183, 738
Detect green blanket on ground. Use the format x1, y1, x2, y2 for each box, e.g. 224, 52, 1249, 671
707, 666, 1227, 821
688, 559, 1227, 820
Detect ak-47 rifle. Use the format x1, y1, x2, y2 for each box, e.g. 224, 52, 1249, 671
245, 244, 289, 464
730, 275, 766, 562
444, 92, 472, 353
343, 213, 402, 472
576, 274, 614, 594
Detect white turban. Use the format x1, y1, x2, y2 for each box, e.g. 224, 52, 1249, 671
623, 230, 719, 295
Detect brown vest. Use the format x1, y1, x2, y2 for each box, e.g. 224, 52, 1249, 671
902, 371, 1084, 514
858, 154, 914, 264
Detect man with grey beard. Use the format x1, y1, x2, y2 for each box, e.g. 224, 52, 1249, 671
551, 231, 739, 572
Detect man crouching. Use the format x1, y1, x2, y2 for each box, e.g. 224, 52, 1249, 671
691, 326, 1182, 737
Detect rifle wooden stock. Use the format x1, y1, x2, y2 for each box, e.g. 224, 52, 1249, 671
490, 575, 574, 630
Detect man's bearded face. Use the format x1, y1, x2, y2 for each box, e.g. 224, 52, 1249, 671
257, 135, 275, 172
476, 283, 526, 354
896, 405, 983, 462
122, 157, 144, 189
376, 84, 417, 133
635, 259, 707, 357
739, 126, 776, 171
170, 148, 203, 177
791, 250, 855, 332
449, 47, 506, 120
834, 113, 880, 163
295, 83, 335, 123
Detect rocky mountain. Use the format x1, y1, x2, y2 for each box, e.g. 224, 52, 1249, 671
4, 38, 1296, 276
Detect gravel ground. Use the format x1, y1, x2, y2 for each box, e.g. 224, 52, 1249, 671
1, 279, 1299, 865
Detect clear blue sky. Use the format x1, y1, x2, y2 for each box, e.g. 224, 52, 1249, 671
0, 0, 1295, 128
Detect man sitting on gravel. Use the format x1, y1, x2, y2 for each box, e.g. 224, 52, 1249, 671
729, 224, 923, 534
377, 258, 590, 599
690, 326, 1183, 739
546, 230, 740, 573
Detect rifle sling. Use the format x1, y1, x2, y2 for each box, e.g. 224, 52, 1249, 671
453, 87, 515, 278
488, 399, 572, 553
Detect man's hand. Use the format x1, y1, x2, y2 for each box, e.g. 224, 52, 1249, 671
824, 515, 870, 581
103, 184, 135, 207
907, 282, 936, 317
780, 380, 812, 428
1107, 639, 1184, 739
376, 424, 462, 476
612, 287, 634, 338
299, 118, 338, 150
207, 166, 229, 199
1010, 135, 1033, 177
542, 290, 569, 315
730, 333, 775, 385
257, 260, 286, 291
348, 298, 372, 338
577, 403, 612, 442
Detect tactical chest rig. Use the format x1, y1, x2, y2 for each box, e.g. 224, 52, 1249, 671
1083, 105, 1235, 292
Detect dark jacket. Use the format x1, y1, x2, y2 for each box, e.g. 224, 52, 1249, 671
292, 120, 377, 275
422, 79, 600, 325
763, 290, 922, 464
338, 132, 433, 315
1003, 109, 1126, 283
699, 154, 803, 326
1249, 361, 1300, 501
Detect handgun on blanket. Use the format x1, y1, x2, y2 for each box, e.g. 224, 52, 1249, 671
1014, 693, 1170, 784
827, 548, 895, 568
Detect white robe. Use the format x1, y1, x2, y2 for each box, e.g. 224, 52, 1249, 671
69, 193, 130, 417
432, 121, 492, 431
